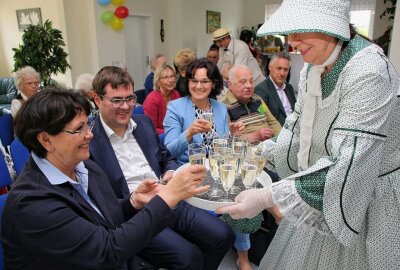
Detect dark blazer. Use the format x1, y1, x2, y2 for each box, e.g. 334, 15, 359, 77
90, 114, 179, 199
1, 158, 175, 270
254, 77, 296, 126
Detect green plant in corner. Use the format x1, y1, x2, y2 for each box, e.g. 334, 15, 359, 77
12, 19, 71, 86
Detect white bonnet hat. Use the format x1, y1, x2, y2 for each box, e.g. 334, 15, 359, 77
257, 0, 350, 41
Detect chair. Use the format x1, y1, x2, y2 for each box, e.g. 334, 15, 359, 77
0, 153, 12, 189
135, 89, 146, 105
0, 193, 8, 270
10, 139, 29, 176
0, 77, 18, 116
0, 114, 14, 152
132, 105, 144, 115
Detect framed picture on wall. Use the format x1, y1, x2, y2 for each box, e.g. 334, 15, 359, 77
16, 8, 42, 31
206, 10, 221, 33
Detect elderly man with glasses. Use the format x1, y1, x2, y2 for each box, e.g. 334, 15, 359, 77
89, 66, 234, 270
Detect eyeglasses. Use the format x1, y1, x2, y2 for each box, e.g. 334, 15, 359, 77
63, 121, 95, 137
188, 79, 212, 85
100, 94, 137, 107
160, 75, 175, 80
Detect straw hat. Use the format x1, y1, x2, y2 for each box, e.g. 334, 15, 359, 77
212, 28, 231, 41
257, 0, 350, 41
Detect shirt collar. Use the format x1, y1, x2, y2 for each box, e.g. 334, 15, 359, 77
99, 114, 136, 139
225, 90, 252, 104
31, 152, 88, 186
269, 76, 286, 91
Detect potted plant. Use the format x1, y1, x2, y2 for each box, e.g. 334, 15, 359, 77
12, 19, 71, 86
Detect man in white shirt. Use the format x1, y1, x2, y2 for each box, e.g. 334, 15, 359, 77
255, 51, 297, 125
213, 28, 266, 87
89, 66, 234, 270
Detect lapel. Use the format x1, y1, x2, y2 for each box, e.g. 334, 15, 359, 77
267, 78, 286, 116
57, 181, 114, 228
284, 85, 296, 109
86, 171, 117, 228
91, 118, 128, 195
131, 116, 153, 168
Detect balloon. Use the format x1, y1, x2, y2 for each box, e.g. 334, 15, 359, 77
97, 0, 111, 5
114, 6, 129, 19
100, 10, 114, 24
111, 16, 124, 31
111, 0, 125, 6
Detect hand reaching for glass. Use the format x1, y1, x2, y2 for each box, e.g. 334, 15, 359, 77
215, 186, 278, 219
229, 121, 245, 136
158, 164, 210, 208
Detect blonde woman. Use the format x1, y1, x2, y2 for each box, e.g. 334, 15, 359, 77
143, 64, 180, 135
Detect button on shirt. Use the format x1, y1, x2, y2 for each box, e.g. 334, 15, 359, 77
270, 76, 293, 116
100, 116, 158, 192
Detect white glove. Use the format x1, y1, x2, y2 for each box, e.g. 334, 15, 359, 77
216, 186, 275, 219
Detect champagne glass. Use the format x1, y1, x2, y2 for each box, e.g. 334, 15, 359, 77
207, 149, 225, 199
248, 142, 266, 184
188, 143, 206, 165
241, 162, 258, 189
232, 135, 248, 156
219, 163, 237, 202
201, 112, 214, 141
212, 134, 228, 151
225, 152, 243, 195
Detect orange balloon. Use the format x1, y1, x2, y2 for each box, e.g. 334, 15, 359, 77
111, 16, 124, 31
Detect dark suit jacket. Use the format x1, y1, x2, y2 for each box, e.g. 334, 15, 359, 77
90, 114, 179, 199
1, 158, 175, 270
254, 77, 297, 126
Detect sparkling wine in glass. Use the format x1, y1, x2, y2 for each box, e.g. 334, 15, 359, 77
241, 163, 258, 189
188, 143, 206, 165
207, 149, 225, 199
201, 112, 214, 127
220, 164, 237, 202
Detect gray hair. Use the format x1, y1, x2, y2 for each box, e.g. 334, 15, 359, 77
269, 51, 292, 67
75, 73, 94, 93
228, 64, 251, 81
153, 64, 175, 90
14, 66, 40, 91
150, 53, 165, 71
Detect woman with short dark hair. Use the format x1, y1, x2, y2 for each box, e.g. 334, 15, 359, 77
1, 88, 209, 270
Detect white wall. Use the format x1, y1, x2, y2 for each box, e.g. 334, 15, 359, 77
63, 0, 99, 85
0, 0, 267, 86
0, 0, 71, 86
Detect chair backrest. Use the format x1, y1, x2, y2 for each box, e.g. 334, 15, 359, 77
0, 153, 12, 190
132, 105, 144, 115
0, 194, 8, 270
10, 139, 29, 176
135, 89, 146, 105
0, 114, 14, 150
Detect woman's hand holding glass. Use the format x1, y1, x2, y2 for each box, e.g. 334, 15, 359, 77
186, 119, 212, 142
158, 165, 209, 208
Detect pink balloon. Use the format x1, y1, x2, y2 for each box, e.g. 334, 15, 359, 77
114, 6, 129, 19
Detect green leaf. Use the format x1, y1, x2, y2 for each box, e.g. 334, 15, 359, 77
12, 19, 70, 86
